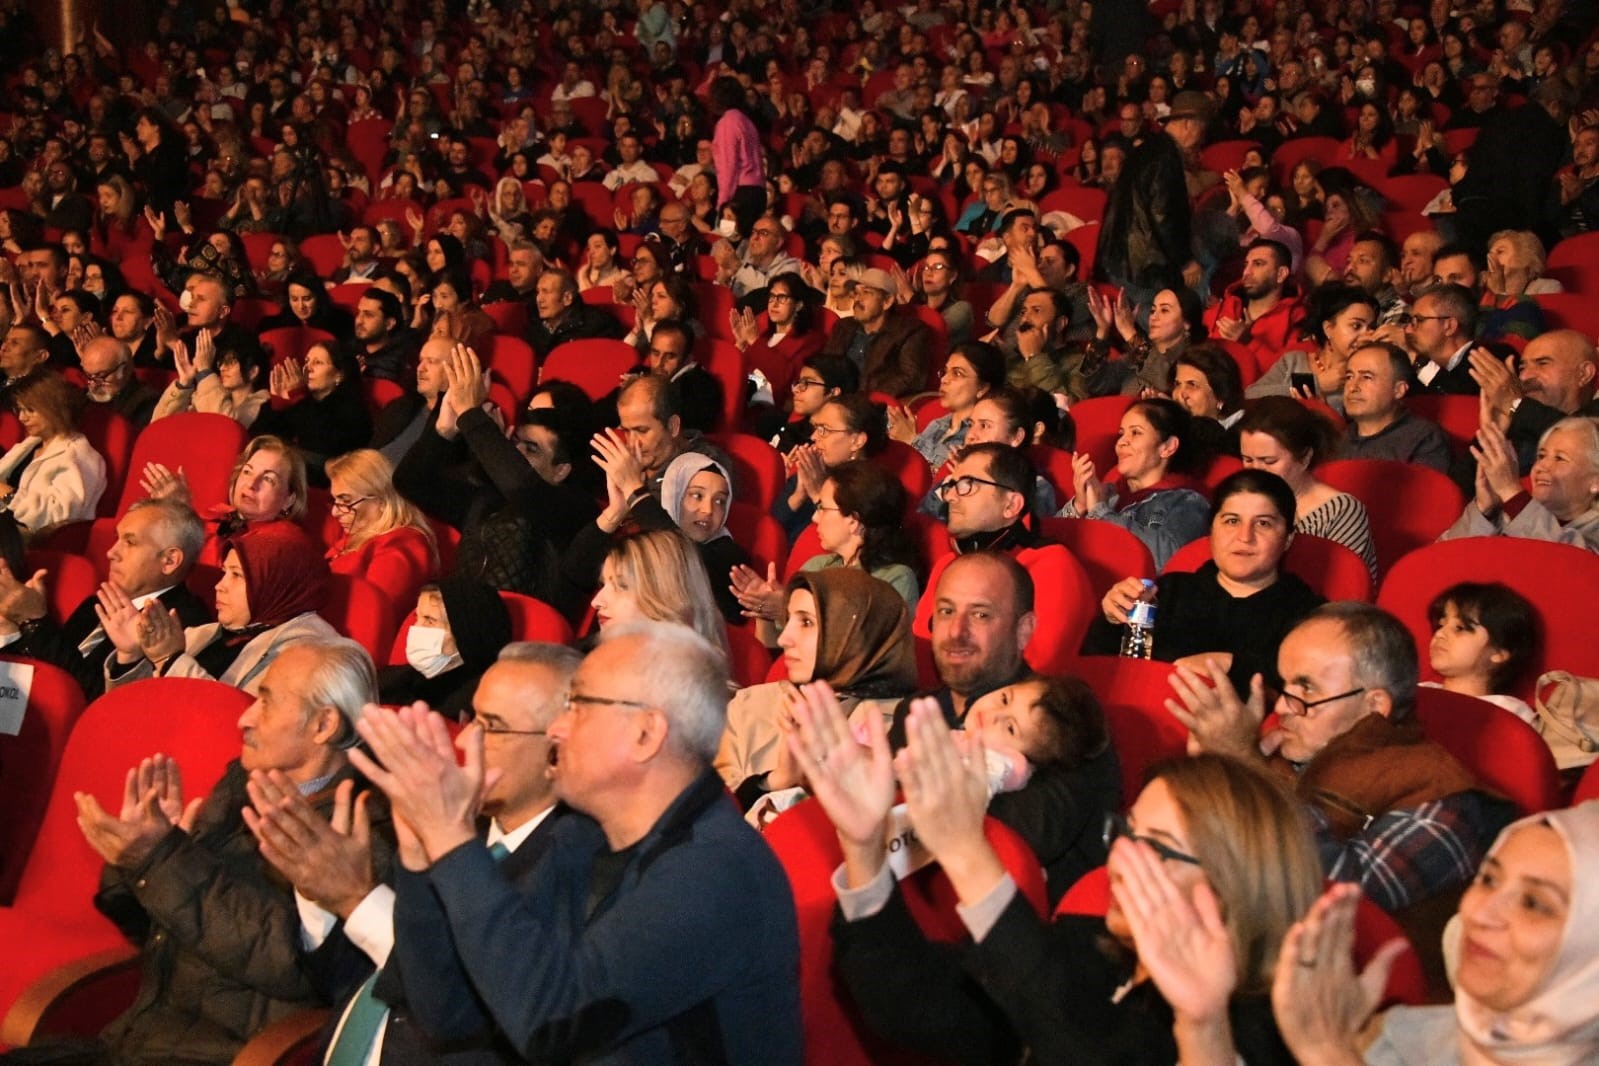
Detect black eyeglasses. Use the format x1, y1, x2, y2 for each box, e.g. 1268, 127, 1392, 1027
791, 378, 826, 392
1279, 686, 1366, 717
563, 691, 651, 713
85, 364, 129, 385
1102, 812, 1202, 866
471, 714, 548, 736
936, 474, 1012, 499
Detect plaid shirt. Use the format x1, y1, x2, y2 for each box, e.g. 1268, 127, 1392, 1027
1310, 792, 1510, 913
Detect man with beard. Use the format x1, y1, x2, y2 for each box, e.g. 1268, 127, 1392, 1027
1203, 238, 1303, 372
79, 334, 159, 427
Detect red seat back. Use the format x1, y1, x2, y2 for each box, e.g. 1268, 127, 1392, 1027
1066, 395, 1135, 477
1406, 394, 1481, 457
321, 573, 397, 662
259, 326, 336, 367
764, 799, 1046, 1066
725, 502, 789, 577
120, 413, 247, 518
25, 550, 101, 626
1412, 686, 1562, 814
1377, 537, 1599, 702
1038, 516, 1156, 599
80, 407, 135, 518
708, 433, 786, 510
1316, 459, 1465, 576
541, 338, 638, 401
872, 441, 933, 512
1067, 656, 1188, 804
0, 657, 88, 904
482, 333, 538, 402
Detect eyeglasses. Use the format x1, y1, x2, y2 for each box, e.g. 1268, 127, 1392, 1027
810, 423, 849, 438
792, 378, 826, 392
767, 292, 795, 304
85, 363, 129, 385
935, 474, 1012, 499
751, 228, 782, 238
471, 713, 547, 736
1279, 685, 1366, 717
563, 690, 652, 713
329, 495, 371, 515
1407, 314, 1453, 325
923, 262, 951, 272
1102, 812, 1202, 866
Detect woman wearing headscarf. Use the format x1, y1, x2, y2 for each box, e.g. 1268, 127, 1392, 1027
716, 568, 917, 809
99, 522, 338, 695
566, 443, 752, 625
377, 579, 513, 717
1267, 800, 1599, 1066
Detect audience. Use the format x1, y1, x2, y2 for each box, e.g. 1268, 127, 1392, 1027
3, 3, 1599, 1059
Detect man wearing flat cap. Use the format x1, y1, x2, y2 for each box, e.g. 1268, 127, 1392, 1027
1096, 89, 1213, 308
821, 267, 933, 398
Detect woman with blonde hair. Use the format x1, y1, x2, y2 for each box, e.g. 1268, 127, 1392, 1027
141, 434, 309, 566
484, 176, 534, 243
588, 528, 730, 662
1484, 229, 1564, 298
324, 448, 438, 610
0, 370, 107, 535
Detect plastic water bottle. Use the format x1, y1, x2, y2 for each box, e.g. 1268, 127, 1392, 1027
1120, 579, 1158, 660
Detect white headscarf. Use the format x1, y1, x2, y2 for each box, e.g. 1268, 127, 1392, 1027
660, 452, 734, 543
1454, 800, 1599, 1065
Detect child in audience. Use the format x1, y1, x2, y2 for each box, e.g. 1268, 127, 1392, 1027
1423, 581, 1538, 725
957, 675, 1110, 794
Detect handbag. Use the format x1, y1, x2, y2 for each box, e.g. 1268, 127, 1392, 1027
1534, 670, 1599, 770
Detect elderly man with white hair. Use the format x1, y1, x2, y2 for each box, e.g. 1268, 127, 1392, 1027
355, 621, 802, 1065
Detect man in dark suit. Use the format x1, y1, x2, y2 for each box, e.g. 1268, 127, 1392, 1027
0, 498, 211, 700
255, 643, 582, 1066
1407, 284, 1481, 396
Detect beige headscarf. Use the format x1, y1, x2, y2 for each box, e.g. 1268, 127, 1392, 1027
1453, 800, 1599, 1065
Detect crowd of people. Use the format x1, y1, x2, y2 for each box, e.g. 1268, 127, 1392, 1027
1, 0, 1598, 1061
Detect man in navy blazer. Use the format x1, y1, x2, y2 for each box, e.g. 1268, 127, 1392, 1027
356, 621, 802, 1065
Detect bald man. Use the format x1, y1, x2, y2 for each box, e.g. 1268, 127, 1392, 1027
80, 335, 159, 427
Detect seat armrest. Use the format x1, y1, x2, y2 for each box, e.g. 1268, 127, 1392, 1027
232, 1008, 332, 1066
1, 944, 140, 1047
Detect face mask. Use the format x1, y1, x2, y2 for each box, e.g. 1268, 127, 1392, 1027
716, 218, 739, 239
178, 288, 194, 312
405, 625, 463, 679
1355, 78, 1376, 96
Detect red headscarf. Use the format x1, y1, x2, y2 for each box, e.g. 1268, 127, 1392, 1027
223, 522, 330, 629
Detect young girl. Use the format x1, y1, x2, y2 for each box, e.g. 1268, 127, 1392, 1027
1424, 581, 1538, 724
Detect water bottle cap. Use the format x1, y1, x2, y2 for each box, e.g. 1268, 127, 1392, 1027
1140, 578, 1156, 589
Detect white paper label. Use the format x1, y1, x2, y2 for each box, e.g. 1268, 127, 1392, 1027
0, 659, 36, 736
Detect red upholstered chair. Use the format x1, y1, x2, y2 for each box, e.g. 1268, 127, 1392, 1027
1199, 139, 1262, 174
873, 441, 933, 510
1406, 395, 1481, 457
325, 284, 368, 314
297, 234, 345, 276
1574, 760, 1599, 806
782, 523, 824, 580
79, 407, 135, 518
1066, 395, 1135, 475
482, 300, 529, 337
541, 338, 637, 401
1412, 686, 1562, 815
239, 232, 285, 273
708, 433, 786, 510
726, 625, 773, 689
1544, 231, 1599, 293
117, 413, 246, 519
913, 397, 948, 431
1161, 533, 1373, 603
916, 545, 1095, 675
361, 377, 407, 419
481, 333, 538, 402
1316, 459, 1466, 576
696, 338, 748, 432
1270, 136, 1340, 186
258, 326, 336, 368
1054, 866, 1429, 1008
1377, 537, 1599, 702
23, 551, 100, 626
1038, 185, 1108, 223
1038, 516, 1156, 599
1028, 445, 1076, 508
0, 658, 87, 905
1067, 656, 1189, 804
1530, 293, 1599, 339
0, 679, 251, 1026
725, 502, 788, 577
320, 573, 398, 662
1377, 174, 1447, 213
764, 799, 1046, 1066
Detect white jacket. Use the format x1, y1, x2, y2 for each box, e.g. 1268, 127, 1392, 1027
0, 433, 107, 531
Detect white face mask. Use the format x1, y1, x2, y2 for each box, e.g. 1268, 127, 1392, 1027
178, 288, 194, 312
405, 625, 462, 679
716, 218, 739, 239
1355, 78, 1377, 97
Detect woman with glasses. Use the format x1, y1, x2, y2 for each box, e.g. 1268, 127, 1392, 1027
733, 271, 826, 403
797, 675, 1319, 1064
253, 343, 372, 487
1061, 397, 1212, 570
0, 370, 107, 536
955, 169, 1014, 236
377, 578, 512, 717
1086, 469, 1324, 694
913, 247, 975, 345
764, 353, 857, 454
774, 393, 889, 541
323, 449, 438, 611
